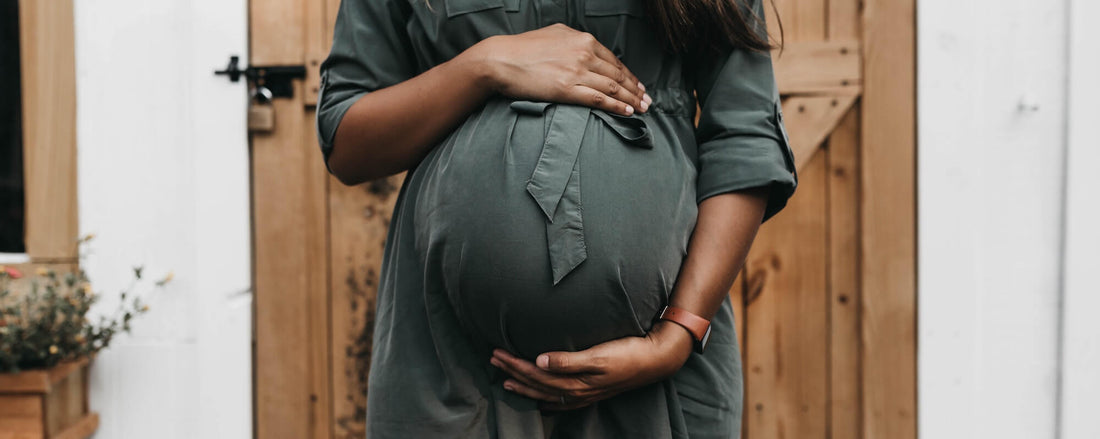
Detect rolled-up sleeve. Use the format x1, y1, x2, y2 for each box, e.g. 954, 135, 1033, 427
316, 0, 418, 173
689, 0, 797, 222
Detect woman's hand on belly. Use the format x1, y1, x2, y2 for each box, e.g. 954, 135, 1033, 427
489, 320, 693, 410
490, 189, 772, 410
472, 23, 652, 117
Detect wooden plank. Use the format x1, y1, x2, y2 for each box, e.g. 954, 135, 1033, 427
860, 0, 917, 437
828, 0, 862, 40
0, 370, 49, 394
780, 95, 858, 172
252, 90, 329, 439
51, 414, 98, 439
302, 0, 326, 106
767, 0, 826, 43
791, 0, 826, 41
765, 0, 788, 46
304, 120, 334, 439
18, 0, 78, 261
773, 41, 862, 95
827, 106, 862, 439
744, 152, 829, 439
304, 4, 334, 439
44, 361, 86, 437
0, 395, 44, 438
328, 174, 404, 439
252, 0, 331, 437
325, 0, 342, 36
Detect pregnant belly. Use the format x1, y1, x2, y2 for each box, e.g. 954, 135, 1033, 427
412, 98, 699, 360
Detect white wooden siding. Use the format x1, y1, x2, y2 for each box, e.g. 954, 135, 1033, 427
74, 0, 251, 438
920, 0, 1099, 438
1059, 0, 1100, 436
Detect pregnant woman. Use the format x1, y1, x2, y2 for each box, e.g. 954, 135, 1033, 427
316, 0, 797, 436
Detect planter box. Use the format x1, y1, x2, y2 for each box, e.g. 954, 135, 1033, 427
0, 358, 98, 439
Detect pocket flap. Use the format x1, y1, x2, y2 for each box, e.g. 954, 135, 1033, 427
584, 0, 645, 17
445, 0, 505, 17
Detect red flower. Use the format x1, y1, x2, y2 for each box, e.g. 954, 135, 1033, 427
2, 267, 22, 279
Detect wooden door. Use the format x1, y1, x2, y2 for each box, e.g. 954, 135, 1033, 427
739, 1, 916, 438
250, 0, 403, 437
248, 0, 915, 438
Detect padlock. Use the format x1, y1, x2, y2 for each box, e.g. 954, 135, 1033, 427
248, 86, 276, 133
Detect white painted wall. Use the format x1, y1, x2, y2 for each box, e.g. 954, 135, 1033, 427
1059, 0, 1100, 436
74, 0, 251, 438
919, 1, 1099, 438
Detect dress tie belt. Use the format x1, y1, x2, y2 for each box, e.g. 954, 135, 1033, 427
508, 100, 654, 285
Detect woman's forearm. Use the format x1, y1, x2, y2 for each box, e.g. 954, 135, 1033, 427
327, 45, 495, 185
655, 186, 770, 351
326, 25, 650, 186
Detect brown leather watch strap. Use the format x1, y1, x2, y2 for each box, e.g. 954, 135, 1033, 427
657, 306, 712, 353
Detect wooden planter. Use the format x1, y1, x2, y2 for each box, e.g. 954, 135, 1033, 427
0, 357, 98, 439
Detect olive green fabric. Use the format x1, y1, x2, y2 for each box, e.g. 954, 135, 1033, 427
315, 0, 797, 437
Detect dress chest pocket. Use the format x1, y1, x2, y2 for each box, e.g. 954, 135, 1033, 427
443, 0, 518, 17
584, 0, 645, 17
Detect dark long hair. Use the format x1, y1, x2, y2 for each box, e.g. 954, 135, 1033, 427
647, 0, 782, 54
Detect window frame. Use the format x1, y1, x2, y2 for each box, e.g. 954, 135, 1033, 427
2, 0, 79, 270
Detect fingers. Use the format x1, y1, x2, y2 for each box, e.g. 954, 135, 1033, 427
567, 29, 650, 114
585, 56, 645, 102
572, 71, 647, 115
559, 84, 632, 116
492, 350, 581, 390
490, 348, 626, 410
536, 351, 604, 375
581, 62, 649, 113
502, 378, 559, 403
584, 36, 634, 87
491, 356, 562, 398
503, 377, 594, 411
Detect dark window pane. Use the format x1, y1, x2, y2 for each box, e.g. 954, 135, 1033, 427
1, 0, 26, 253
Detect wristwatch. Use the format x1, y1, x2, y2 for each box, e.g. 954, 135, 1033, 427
656, 306, 712, 354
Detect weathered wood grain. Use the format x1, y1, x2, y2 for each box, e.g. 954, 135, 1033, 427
860, 0, 917, 437
328, 174, 403, 439
774, 40, 862, 95
744, 151, 829, 439
780, 95, 859, 172
827, 107, 863, 439
18, 0, 78, 262
252, 0, 332, 436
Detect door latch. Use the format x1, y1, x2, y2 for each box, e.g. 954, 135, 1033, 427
215, 55, 306, 99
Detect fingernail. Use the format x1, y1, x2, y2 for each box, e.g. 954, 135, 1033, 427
624, 105, 634, 115
537, 355, 550, 369
637, 81, 646, 92
490, 358, 501, 368
643, 93, 652, 104
639, 100, 649, 112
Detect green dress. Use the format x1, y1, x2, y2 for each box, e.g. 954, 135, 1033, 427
316, 0, 797, 436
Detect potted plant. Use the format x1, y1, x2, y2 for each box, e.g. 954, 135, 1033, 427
0, 235, 171, 439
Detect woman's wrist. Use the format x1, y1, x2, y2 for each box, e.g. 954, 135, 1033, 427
456, 35, 503, 96
648, 319, 695, 375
